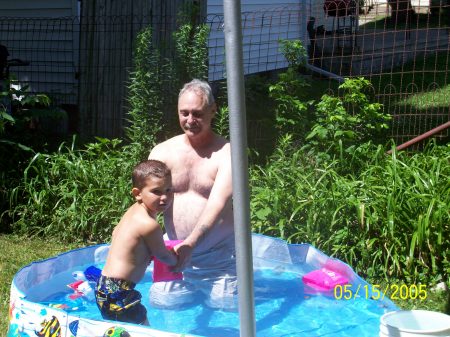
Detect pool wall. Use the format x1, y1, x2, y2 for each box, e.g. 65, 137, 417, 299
8, 234, 397, 337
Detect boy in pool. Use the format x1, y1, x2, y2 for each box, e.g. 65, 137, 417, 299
95, 160, 178, 325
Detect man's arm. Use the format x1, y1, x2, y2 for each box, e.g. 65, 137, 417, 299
174, 144, 233, 271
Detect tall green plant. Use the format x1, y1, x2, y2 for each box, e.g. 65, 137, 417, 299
305, 78, 391, 166
125, 26, 172, 160
213, 105, 230, 138
5, 137, 133, 242
250, 136, 450, 284
269, 40, 313, 139
174, 23, 209, 83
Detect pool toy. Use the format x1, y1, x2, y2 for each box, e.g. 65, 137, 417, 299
67, 280, 95, 301
103, 326, 131, 337
72, 266, 101, 283
302, 267, 349, 292
84, 266, 102, 282
152, 240, 183, 282
68, 265, 101, 301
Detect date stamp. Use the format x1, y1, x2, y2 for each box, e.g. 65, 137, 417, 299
333, 284, 427, 301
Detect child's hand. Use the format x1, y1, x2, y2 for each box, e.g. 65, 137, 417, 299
172, 242, 193, 272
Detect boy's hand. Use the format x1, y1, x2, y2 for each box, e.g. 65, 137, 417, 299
172, 242, 193, 272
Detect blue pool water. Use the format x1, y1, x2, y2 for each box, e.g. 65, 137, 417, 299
37, 262, 391, 337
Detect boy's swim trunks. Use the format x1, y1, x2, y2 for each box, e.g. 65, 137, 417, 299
95, 275, 147, 324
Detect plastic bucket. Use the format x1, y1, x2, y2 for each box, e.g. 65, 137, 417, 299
380, 310, 450, 337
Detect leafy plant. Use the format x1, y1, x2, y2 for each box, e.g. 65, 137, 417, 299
125, 26, 170, 160
305, 77, 391, 165
0, 80, 55, 146
269, 40, 314, 139
5, 137, 133, 242
278, 39, 307, 69
174, 23, 210, 83
213, 105, 230, 138
250, 136, 450, 284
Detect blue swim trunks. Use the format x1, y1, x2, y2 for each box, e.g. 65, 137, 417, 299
95, 275, 147, 324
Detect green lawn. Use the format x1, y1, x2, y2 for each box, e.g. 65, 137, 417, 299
1, 234, 448, 334
0, 234, 83, 334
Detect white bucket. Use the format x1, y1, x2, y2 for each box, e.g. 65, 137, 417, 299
380, 310, 450, 337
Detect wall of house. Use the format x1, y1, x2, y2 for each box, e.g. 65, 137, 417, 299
0, 0, 78, 17
0, 0, 79, 105
207, 0, 307, 81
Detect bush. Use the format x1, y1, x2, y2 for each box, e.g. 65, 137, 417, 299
6, 138, 133, 242
250, 137, 450, 284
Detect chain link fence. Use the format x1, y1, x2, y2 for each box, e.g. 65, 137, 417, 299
1, 2, 448, 144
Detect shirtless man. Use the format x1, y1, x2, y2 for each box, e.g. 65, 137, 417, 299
148, 79, 237, 309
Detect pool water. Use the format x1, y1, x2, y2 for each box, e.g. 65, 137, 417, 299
37, 262, 391, 337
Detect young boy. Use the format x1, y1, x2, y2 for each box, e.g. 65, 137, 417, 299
95, 159, 178, 325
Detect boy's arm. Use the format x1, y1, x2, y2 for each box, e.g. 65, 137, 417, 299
140, 218, 177, 266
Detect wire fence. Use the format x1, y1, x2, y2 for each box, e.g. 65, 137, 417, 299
310, 0, 449, 144
0, 1, 448, 145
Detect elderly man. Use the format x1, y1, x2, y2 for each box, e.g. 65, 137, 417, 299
148, 79, 237, 309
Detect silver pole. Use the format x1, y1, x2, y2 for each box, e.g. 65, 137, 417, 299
223, 1, 256, 337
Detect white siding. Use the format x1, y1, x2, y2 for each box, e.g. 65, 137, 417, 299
0, 0, 79, 104
207, 0, 306, 81
0, 0, 77, 17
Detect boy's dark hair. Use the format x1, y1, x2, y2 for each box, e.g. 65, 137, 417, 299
132, 160, 170, 189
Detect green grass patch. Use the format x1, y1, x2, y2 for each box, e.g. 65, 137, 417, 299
368, 51, 449, 137
397, 83, 450, 109
0, 234, 82, 334
360, 13, 448, 30
372, 278, 449, 313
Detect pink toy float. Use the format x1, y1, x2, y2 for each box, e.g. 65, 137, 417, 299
152, 240, 183, 282
302, 268, 349, 292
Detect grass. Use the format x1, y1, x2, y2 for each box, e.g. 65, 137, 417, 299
0, 234, 82, 334
372, 278, 450, 313
369, 52, 449, 104
1, 234, 448, 334
360, 12, 448, 30
367, 51, 449, 138
397, 83, 450, 109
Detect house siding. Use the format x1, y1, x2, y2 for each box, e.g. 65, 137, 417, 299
0, 0, 77, 17
0, 0, 79, 105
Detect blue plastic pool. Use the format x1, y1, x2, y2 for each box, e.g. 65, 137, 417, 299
8, 234, 397, 337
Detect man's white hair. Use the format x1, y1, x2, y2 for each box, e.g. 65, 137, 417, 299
179, 79, 215, 108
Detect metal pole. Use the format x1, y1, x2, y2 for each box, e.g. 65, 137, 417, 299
223, 1, 256, 337
387, 120, 450, 154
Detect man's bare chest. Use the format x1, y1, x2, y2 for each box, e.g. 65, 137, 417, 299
171, 156, 218, 196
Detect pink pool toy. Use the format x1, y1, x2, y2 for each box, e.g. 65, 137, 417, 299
152, 240, 183, 282
302, 268, 349, 292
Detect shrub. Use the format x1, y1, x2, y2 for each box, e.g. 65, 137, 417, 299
6, 137, 133, 242
250, 137, 450, 284
305, 77, 391, 166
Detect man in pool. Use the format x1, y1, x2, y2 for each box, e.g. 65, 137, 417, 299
148, 79, 237, 309
95, 160, 178, 325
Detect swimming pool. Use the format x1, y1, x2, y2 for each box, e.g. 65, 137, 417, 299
8, 234, 397, 337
